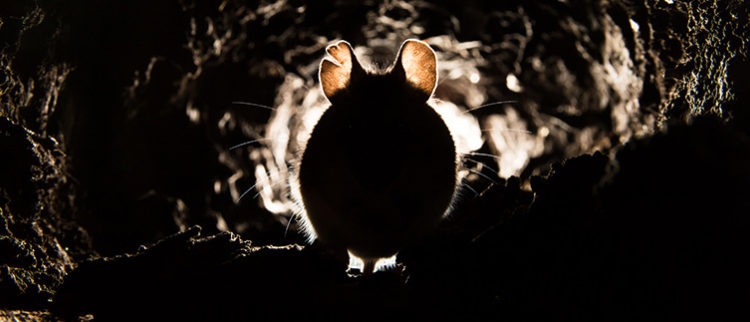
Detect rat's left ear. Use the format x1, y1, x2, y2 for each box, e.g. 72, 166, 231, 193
392, 39, 438, 100
319, 41, 364, 101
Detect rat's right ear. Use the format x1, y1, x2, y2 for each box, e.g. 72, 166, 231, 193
319, 41, 364, 100
392, 39, 438, 101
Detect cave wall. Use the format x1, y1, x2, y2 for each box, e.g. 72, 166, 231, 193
1, 0, 748, 320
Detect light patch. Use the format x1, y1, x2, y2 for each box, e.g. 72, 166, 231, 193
506, 73, 523, 93
485, 109, 545, 178
469, 72, 481, 84
431, 99, 483, 155
255, 163, 288, 214
598, 14, 644, 139
215, 212, 229, 232
213, 180, 222, 194
539, 126, 550, 138
186, 102, 200, 123
629, 19, 640, 33
217, 111, 232, 131
227, 171, 245, 203
248, 75, 304, 216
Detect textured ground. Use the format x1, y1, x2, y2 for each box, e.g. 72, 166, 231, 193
1, 0, 748, 320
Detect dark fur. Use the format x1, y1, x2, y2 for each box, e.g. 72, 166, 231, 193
297, 40, 457, 271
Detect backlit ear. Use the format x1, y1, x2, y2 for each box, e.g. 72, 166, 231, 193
393, 39, 437, 100
319, 41, 364, 100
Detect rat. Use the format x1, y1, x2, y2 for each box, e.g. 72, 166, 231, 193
295, 39, 458, 274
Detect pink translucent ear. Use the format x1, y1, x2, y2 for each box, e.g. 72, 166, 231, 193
393, 39, 438, 99
319, 41, 363, 100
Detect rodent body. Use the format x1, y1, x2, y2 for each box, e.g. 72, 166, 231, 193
297, 40, 457, 273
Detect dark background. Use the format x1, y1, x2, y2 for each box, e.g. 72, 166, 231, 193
1, 0, 748, 320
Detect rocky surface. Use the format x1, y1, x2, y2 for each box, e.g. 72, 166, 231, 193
1, 0, 748, 320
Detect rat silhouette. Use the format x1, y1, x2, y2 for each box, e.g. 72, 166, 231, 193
296, 39, 457, 274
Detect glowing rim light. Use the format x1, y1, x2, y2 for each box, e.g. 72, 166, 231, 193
430, 99, 484, 155
347, 251, 398, 273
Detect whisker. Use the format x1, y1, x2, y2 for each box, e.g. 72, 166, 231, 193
464, 100, 518, 114
284, 215, 295, 239
468, 168, 498, 184
482, 128, 533, 134
460, 181, 479, 196
238, 183, 259, 202
461, 157, 501, 178
464, 151, 502, 161
237, 177, 289, 204
252, 179, 288, 200
229, 138, 269, 151
231, 101, 277, 111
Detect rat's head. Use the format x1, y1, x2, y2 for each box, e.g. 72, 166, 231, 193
297, 39, 457, 274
